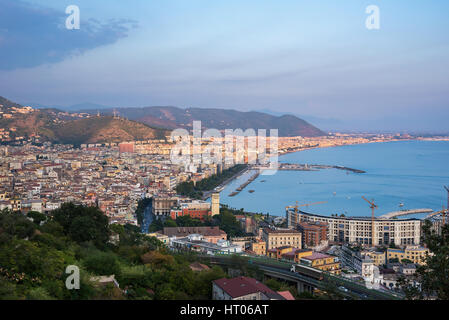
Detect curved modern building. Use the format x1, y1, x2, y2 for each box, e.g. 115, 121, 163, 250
286, 208, 421, 247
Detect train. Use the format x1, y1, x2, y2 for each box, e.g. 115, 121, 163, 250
290, 263, 324, 281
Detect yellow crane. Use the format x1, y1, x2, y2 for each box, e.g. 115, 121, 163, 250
425, 186, 449, 224
362, 196, 377, 247
286, 201, 328, 225
426, 208, 448, 219
444, 186, 449, 225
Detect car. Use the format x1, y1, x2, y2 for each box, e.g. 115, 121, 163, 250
338, 286, 349, 292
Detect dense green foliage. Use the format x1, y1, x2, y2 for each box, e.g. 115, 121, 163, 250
52, 203, 110, 249
264, 278, 300, 299
176, 164, 247, 199
0, 205, 232, 300
399, 221, 449, 300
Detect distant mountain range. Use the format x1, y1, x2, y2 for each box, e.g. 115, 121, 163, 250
80, 106, 326, 137
2, 96, 326, 142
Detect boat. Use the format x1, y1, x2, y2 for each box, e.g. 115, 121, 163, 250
248, 190, 255, 193
399, 202, 404, 207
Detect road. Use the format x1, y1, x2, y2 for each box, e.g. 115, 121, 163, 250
202, 254, 402, 300
141, 203, 154, 234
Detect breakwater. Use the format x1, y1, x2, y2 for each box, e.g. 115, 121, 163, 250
255, 163, 366, 174
229, 171, 260, 197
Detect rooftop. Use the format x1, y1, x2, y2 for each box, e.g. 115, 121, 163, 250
213, 277, 285, 300
163, 226, 226, 237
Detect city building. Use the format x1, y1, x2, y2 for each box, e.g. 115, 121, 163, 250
267, 246, 294, 259
171, 234, 241, 255
147, 232, 169, 245
250, 240, 266, 256
211, 192, 220, 216
297, 221, 328, 248
169, 200, 211, 221
386, 246, 430, 265
362, 250, 386, 266
118, 142, 135, 154
299, 252, 341, 275
162, 226, 227, 244
261, 228, 302, 250
287, 208, 421, 247
152, 197, 179, 217
212, 277, 286, 300
339, 245, 383, 285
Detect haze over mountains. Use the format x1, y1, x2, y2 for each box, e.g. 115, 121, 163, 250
24, 100, 326, 137
1, 96, 326, 145
79, 106, 326, 137
0, 96, 169, 145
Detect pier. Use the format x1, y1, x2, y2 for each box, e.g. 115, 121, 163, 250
380, 208, 434, 219
229, 171, 260, 197
255, 163, 366, 174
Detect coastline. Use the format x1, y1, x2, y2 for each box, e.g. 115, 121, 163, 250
205, 138, 449, 206
202, 165, 251, 200
217, 139, 449, 219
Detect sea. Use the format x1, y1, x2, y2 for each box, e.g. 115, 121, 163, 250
218, 140, 449, 219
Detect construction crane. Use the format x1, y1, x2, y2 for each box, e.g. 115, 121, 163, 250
362, 196, 377, 247
286, 201, 328, 225
426, 208, 447, 219
444, 186, 449, 225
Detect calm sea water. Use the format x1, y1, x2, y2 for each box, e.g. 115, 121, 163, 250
218, 140, 449, 219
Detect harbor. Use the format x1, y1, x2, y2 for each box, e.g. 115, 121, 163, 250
218, 141, 449, 218
229, 171, 260, 197
228, 163, 366, 199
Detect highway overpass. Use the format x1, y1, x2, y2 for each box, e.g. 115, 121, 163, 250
201, 254, 401, 300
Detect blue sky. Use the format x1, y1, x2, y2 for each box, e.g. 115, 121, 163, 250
0, 0, 448, 132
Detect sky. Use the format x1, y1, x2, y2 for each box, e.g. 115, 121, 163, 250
0, 0, 448, 132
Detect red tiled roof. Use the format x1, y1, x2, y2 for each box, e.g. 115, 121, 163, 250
213, 277, 284, 300
277, 291, 295, 300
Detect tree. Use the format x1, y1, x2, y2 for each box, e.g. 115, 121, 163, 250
163, 218, 177, 228
176, 215, 204, 227
148, 219, 164, 232
52, 203, 110, 248
27, 211, 47, 225
214, 209, 245, 237
0, 209, 35, 242
400, 221, 449, 299
85, 251, 121, 277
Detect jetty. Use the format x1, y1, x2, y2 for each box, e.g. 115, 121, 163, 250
254, 163, 366, 174
229, 171, 260, 197
380, 209, 434, 219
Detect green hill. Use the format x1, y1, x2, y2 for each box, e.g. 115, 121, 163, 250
49, 116, 168, 145
0, 96, 169, 145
